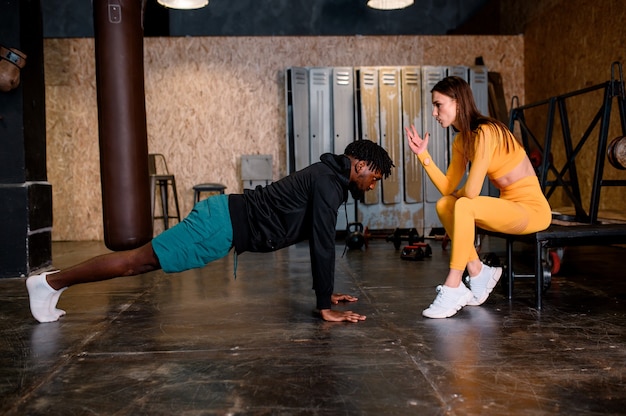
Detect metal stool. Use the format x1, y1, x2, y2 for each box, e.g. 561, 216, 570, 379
193, 183, 227, 203
149, 153, 181, 231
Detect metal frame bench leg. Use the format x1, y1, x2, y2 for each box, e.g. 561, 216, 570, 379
535, 240, 543, 310
507, 238, 514, 299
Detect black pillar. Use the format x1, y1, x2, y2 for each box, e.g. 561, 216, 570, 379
0, 0, 52, 278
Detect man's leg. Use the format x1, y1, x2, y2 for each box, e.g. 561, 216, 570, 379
48, 242, 160, 289
26, 242, 160, 323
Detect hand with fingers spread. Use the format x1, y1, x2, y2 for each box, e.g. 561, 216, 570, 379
405, 125, 429, 155
331, 293, 359, 304
319, 308, 367, 323
315, 293, 366, 322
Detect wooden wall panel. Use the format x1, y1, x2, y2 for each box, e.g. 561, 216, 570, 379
521, 0, 626, 219
45, 35, 524, 240
45, 39, 102, 240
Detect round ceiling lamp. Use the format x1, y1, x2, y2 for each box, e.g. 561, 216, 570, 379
367, 0, 414, 10
157, 0, 208, 10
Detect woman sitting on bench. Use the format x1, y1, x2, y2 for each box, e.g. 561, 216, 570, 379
406, 76, 551, 319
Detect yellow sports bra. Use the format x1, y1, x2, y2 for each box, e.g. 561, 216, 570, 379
417, 124, 526, 198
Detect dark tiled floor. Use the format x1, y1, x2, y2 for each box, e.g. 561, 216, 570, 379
1, 236, 625, 415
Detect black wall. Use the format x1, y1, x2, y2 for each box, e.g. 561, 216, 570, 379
0, 0, 52, 278
42, 0, 490, 38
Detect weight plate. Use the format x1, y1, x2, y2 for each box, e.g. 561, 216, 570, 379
607, 136, 626, 170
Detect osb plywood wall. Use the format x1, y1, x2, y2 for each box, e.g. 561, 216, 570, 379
521, 0, 626, 219
45, 35, 524, 241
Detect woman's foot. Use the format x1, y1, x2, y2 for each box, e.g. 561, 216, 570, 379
466, 263, 502, 306
422, 283, 473, 318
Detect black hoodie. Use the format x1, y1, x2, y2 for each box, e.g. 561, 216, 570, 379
228, 153, 351, 310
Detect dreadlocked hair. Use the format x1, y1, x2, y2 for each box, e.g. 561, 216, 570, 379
344, 139, 395, 179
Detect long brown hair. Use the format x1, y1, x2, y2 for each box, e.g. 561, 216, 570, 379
432, 76, 516, 160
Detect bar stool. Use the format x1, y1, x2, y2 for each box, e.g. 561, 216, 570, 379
149, 153, 181, 231
193, 183, 227, 203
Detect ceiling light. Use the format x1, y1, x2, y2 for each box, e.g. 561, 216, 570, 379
157, 0, 208, 10
367, 0, 414, 10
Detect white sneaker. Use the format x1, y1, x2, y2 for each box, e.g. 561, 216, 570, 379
422, 284, 473, 319
466, 263, 502, 306
26, 270, 65, 323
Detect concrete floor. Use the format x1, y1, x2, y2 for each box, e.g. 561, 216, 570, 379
1, 236, 625, 415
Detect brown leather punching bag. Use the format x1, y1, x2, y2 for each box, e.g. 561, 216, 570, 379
93, 0, 153, 251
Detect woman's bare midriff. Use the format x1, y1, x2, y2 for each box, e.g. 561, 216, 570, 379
492, 156, 537, 190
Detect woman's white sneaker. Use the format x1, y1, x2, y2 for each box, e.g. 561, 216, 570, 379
422, 284, 473, 319
466, 263, 502, 306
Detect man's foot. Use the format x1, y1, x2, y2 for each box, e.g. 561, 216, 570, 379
26, 271, 65, 323
466, 263, 502, 306
422, 284, 473, 319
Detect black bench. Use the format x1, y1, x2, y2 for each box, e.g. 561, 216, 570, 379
477, 223, 626, 309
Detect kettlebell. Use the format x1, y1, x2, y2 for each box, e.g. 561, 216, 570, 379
346, 222, 365, 250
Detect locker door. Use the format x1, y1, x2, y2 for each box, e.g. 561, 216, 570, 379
285, 67, 310, 173
332, 67, 355, 154
309, 68, 333, 165
470, 66, 489, 116
447, 66, 470, 193
448, 65, 468, 80
357, 67, 380, 206
421, 66, 448, 231
401, 66, 423, 204
421, 66, 448, 203
332, 67, 356, 230
378, 67, 402, 205
469, 65, 497, 196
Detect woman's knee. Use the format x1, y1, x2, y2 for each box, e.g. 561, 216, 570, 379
453, 197, 472, 211
436, 195, 457, 216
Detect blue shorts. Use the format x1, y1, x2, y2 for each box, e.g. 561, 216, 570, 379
152, 194, 233, 273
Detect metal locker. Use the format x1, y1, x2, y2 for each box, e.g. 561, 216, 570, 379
332, 67, 355, 154
421, 66, 448, 206
285, 64, 491, 234
378, 67, 402, 205
357, 67, 381, 206
401, 66, 423, 204
309, 68, 333, 166
469, 65, 497, 196
332, 67, 356, 230
285, 67, 310, 174
469, 66, 489, 116
444, 66, 495, 197
447, 66, 470, 194
448, 65, 468, 81
421, 66, 448, 232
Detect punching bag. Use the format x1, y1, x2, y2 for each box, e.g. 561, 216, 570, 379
93, 0, 152, 250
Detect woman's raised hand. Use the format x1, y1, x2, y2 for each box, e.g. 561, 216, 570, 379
406, 125, 429, 155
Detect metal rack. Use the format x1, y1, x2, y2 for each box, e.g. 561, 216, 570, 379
485, 62, 626, 309
509, 61, 626, 224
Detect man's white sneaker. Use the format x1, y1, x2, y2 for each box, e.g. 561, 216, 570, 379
26, 270, 65, 323
422, 284, 473, 319
466, 263, 502, 306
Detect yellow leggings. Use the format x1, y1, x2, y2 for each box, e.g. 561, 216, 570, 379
437, 176, 552, 271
